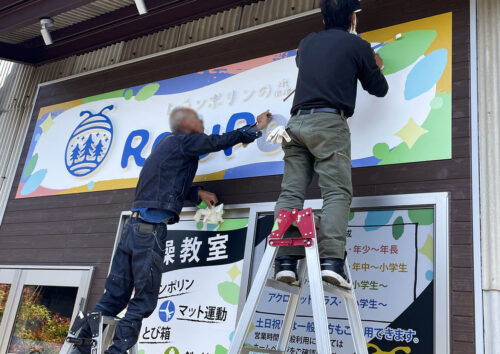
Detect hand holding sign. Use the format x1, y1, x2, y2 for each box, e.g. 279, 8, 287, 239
243, 110, 273, 148
256, 110, 272, 130
198, 190, 218, 207
375, 53, 384, 70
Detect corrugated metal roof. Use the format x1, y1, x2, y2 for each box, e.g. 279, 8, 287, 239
177, 7, 243, 46
72, 42, 124, 75
0, 0, 135, 44
0, 108, 26, 179
0, 60, 16, 108
0, 60, 36, 208
240, 0, 318, 29
120, 26, 180, 62
0, 61, 35, 111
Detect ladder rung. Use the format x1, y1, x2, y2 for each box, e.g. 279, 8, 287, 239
240, 348, 285, 354
322, 281, 353, 299
66, 338, 94, 345
102, 316, 121, 325
265, 278, 301, 295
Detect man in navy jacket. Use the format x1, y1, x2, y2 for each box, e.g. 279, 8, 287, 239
75, 107, 272, 354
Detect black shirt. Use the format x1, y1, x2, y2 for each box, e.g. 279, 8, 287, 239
291, 28, 389, 117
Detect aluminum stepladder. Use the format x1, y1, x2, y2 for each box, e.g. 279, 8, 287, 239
229, 208, 368, 354
59, 311, 138, 354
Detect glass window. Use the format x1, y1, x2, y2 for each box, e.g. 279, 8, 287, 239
7, 285, 78, 354
0, 283, 11, 323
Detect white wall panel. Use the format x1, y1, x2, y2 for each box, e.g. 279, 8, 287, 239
478, 0, 500, 352
478, 0, 500, 291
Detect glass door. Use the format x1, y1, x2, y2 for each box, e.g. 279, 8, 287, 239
0, 269, 21, 337
0, 267, 93, 354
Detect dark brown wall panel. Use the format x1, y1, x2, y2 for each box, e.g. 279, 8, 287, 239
0, 0, 474, 351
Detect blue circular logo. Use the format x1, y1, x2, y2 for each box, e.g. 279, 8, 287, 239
65, 105, 114, 177
159, 300, 175, 322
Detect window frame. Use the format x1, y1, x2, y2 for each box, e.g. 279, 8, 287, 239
0, 265, 94, 353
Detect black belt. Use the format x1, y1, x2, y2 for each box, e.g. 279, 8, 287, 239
131, 211, 171, 225
295, 107, 342, 116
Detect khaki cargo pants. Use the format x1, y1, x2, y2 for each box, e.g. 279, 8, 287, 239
275, 111, 353, 259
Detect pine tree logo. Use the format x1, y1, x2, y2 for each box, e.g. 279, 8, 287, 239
65, 105, 114, 177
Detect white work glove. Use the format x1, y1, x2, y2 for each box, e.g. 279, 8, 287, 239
194, 203, 225, 225
266, 125, 291, 144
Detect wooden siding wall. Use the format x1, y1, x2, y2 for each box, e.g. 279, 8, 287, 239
0, 0, 474, 352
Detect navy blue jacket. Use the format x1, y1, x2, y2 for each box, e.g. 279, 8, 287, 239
132, 126, 260, 223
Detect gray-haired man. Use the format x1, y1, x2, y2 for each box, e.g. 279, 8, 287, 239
75, 108, 272, 354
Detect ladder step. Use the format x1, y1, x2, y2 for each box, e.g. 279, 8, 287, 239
265, 278, 301, 295
102, 316, 121, 326
240, 348, 285, 354
66, 338, 94, 346
322, 281, 353, 299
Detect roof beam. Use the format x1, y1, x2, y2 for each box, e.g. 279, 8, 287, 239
0, 0, 94, 33
24, 0, 261, 64
0, 41, 36, 63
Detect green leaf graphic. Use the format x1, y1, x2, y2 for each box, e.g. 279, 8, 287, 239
408, 209, 434, 225
392, 216, 405, 240
378, 30, 437, 75
218, 219, 248, 231
124, 89, 134, 100
218, 281, 240, 305
215, 345, 228, 354
373, 143, 390, 160
23, 153, 38, 180
135, 83, 160, 101
82, 89, 124, 103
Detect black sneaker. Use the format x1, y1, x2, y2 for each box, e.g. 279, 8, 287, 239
274, 256, 299, 283
320, 258, 352, 289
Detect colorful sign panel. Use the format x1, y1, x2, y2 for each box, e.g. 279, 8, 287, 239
139, 218, 249, 354
251, 208, 435, 354
17, 13, 452, 198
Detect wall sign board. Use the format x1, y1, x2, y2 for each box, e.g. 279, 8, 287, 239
111, 193, 448, 354
140, 219, 250, 353
17, 13, 452, 199
251, 210, 435, 353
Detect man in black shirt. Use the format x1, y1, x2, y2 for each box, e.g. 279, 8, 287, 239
274, 0, 388, 289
